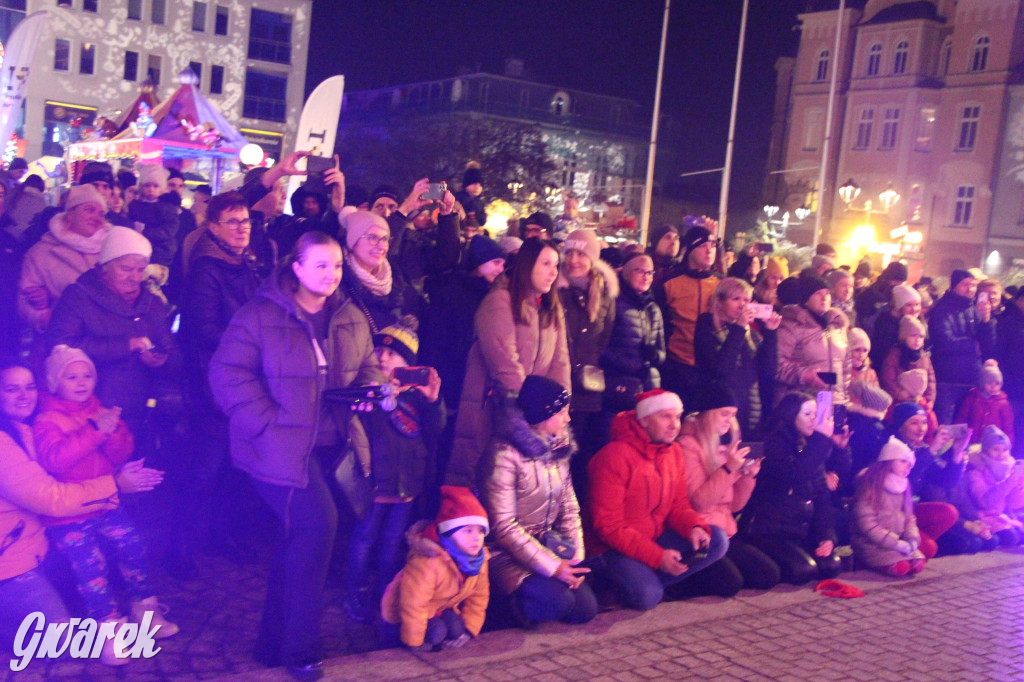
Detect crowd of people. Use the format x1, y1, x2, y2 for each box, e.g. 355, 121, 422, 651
1, 153, 1023, 680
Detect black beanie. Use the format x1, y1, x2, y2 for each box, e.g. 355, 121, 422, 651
648, 224, 679, 248
463, 164, 483, 187
467, 235, 505, 270
777, 276, 803, 306
881, 261, 908, 282
799, 276, 830, 305
681, 226, 712, 261
79, 161, 115, 187
949, 269, 974, 291
688, 382, 736, 413
517, 375, 570, 426
370, 184, 399, 208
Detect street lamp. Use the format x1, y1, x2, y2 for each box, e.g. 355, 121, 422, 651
763, 205, 779, 220
838, 178, 861, 206
794, 206, 811, 221
878, 185, 901, 212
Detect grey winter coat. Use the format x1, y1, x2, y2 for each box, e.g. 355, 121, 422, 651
208, 270, 383, 488
776, 304, 851, 405
479, 408, 583, 595
851, 475, 924, 567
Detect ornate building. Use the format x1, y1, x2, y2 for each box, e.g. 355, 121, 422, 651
1, 0, 311, 162
768, 0, 1024, 276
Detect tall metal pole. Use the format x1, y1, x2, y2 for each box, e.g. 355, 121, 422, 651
813, 0, 846, 250
639, 0, 670, 248
718, 0, 749, 236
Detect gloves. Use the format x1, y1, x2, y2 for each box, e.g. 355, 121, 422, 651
442, 633, 472, 649
895, 539, 912, 555
906, 539, 919, 554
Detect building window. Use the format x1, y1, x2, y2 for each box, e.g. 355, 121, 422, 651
82, 0, 97, 11
215, 4, 228, 35
188, 61, 202, 86
248, 8, 291, 64
803, 109, 823, 151
880, 107, 900, 149
56, 0, 71, 6
124, 50, 138, 81
815, 49, 829, 82
192, 1, 206, 31
854, 108, 874, 149
867, 44, 882, 76
893, 39, 909, 74
127, 0, 141, 20
970, 36, 990, 72
243, 69, 287, 122
54, 38, 70, 71
147, 54, 161, 86
151, 0, 164, 25
953, 185, 975, 226
915, 107, 936, 151
940, 39, 952, 76
210, 64, 224, 94
908, 184, 923, 222
956, 105, 980, 151
79, 43, 95, 75
551, 91, 571, 116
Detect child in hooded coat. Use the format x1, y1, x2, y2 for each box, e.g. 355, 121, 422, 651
961, 426, 1024, 547
955, 365, 1014, 446
381, 486, 489, 651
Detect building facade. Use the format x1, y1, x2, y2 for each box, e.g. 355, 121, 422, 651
1, 0, 311, 163
769, 0, 1024, 276
341, 66, 650, 216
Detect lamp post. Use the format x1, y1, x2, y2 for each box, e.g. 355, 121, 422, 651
838, 179, 904, 265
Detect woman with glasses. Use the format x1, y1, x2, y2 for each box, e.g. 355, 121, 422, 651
598, 253, 665, 428
0, 358, 161, 655
341, 211, 424, 334
694, 277, 782, 440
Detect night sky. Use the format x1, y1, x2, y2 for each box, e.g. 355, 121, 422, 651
306, 0, 813, 212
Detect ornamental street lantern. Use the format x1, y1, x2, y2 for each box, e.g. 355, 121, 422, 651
878, 185, 901, 212
838, 178, 860, 206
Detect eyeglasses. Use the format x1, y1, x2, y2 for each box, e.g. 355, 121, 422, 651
361, 233, 392, 246
215, 218, 252, 230
634, 270, 656, 277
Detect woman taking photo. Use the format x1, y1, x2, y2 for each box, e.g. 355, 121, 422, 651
447, 237, 570, 487
739, 392, 842, 584
695, 277, 781, 440
209, 232, 382, 678
480, 376, 596, 626
679, 385, 780, 596
0, 358, 160, 659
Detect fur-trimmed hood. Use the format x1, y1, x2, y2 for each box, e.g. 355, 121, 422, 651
491, 405, 577, 463
556, 257, 620, 300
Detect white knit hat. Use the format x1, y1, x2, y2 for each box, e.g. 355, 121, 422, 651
64, 183, 107, 213
99, 225, 153, 264
45, 344, 96, 394
891, 284, 921, 312
878, 436, 915, 466
136, 164, 169, 192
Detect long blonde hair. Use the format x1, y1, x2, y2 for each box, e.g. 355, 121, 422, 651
684, 409, 740, 476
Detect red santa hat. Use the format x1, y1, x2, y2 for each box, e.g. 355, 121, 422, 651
635, 388, 684, 420
435, 485, 489, 536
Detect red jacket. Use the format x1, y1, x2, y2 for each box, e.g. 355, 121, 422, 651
587, 411, 710, 569
955, 388, 1014, 446
33, 393, 133, 524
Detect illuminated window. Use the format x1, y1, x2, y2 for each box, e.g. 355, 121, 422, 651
803, 109, 823, 151
956, 105, 980, 151
908, 184, 923, 222
80, 43, 95, 75
953, 185, 974, 225
970, 36, 990, 72
815, 49, 830, 82
551, 91, 571, 116
893, 40, 909, 74
867, 44, 882, 76
915, 107, 936, 151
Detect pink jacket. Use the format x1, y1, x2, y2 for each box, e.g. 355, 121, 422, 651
678, 429, 756, 538
964, 461, 1024, 532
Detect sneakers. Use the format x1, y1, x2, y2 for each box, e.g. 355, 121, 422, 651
130, 597, 180, 639
344, 587, 374, 625
99, 617, 130, 666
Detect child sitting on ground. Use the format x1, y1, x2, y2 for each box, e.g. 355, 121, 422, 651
962, 426, 1024, 547
851, 437, 926, 577
955, 364, 1014, 446
345, 317, 445, 623
381, 485, 489, 651
32, 345, 176, 666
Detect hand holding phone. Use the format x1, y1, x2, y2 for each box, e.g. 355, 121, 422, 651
419, 181, 447, 201
747, 303, 774, 321
393, 366, 432, 387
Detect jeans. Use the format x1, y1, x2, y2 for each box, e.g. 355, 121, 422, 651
251, 456, 338, 667
424, 609, 469, 646
598, 525, 729, 611
515, 573, 598, 624
347, 500, 414, 593
0, 569, 69, 654
46, 506, 153, 620
935, 382, 972, 426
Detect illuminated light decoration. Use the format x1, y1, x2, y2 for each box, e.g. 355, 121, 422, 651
986, 250, 1002, 269
763, 204, 779, 219
903, 231, 923, 244
2, 132, 16, 168
890, 225, 908, 240
794, 206, 811, 221
852, 224, 876, 247
838, 178, 861, 206
239, 143, 264, 166
878, 185, 901, 211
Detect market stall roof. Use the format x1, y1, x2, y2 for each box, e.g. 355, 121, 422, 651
115, 77, 160, 135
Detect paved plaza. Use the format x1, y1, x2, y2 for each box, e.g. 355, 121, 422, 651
3, 541, 1022, 681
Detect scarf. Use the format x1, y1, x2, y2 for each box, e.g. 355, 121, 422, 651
982, 454, 1015, 483
49, 213, 111, 255
898, 343, 922, 369
346, 251, 393, 297
439, 532, 485, 576
883, 473, 909, 494
205, 229, 259, 271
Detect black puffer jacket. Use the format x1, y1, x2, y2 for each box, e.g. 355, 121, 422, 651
46, 267, 178, 422
739, 429, 836, 546
996, 303, 1024, 401
419, 271, 493, 410
557, 261, 618, 413
599, 278, 665, 392
390, 213, 462, 287
359, 389, 445, 499
927, 292, 995, 385
127, 199, 180, 268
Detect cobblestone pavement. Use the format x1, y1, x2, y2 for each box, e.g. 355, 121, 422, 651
3, 534, 1023, 680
